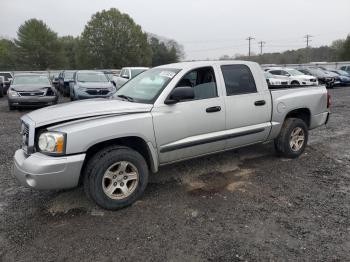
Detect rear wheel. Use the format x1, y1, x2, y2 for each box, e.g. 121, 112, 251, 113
84, 146, 149, 210
274, 118, 308, 158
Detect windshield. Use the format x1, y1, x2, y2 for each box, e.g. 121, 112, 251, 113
13, 75, 50, 85
64, 71, 75, 79
264, 72, 274, 78
77, 72, 109, 82
286, 69, 303, 76
131, 69, 147, 78
336, 70, 349, 76
115, 68, 180, 104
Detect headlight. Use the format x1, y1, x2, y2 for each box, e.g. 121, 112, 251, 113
8, 89, 19, 97
38, 132, 66, 155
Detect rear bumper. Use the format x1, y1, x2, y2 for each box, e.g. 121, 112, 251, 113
8, 96, 58, 107
13, 150, 86, 190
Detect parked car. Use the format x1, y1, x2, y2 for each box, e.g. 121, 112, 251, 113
297, 67, 335, 88
340, 65, 350, 73
264, 71, 288, 86
329, 69, 350, 86
266, 67, 318, 86
0, 76, 4, 98
13, 61, 330, 210
69, 70, 116, 100
114, 67, 149, 89
317, 68, 342, 87
50, 71, 60, 89
7, 73, 58, 110
0, 71, 14, 95
58, 70, 75, 97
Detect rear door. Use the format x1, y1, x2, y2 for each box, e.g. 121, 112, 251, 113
152, 66, 226, 164
220, 64, 272, 149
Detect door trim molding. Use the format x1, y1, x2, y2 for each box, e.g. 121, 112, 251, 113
160, 127, 265, 153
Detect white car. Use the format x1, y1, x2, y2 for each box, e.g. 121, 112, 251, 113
114, 67, 149, 89
264, 71, 288, 85
267, 67, 318, 86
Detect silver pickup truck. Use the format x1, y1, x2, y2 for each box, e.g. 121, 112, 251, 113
13, 61, 330, 210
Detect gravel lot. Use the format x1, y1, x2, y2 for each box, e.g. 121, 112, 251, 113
1, 88, 350, 261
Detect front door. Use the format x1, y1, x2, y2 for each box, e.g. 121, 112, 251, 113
152, 66, 226, 164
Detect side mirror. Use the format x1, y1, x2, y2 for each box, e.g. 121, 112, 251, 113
121, 75, 129, 79
165, 86, 195, 105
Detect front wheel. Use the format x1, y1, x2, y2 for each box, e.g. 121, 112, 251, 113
274, 118, 308, 158
84, 146, 149, 210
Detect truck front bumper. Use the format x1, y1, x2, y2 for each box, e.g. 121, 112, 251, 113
13, 150, 86, 190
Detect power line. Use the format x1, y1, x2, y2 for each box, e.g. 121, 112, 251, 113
304, 34, 313, 48
246, 36, 255, 56
258, 41, 266, 55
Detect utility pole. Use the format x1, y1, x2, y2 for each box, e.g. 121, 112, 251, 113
258, 41, 266, 55
246, 36, 255, 56
304, 34, 313, 48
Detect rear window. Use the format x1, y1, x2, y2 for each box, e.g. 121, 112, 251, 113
221, 65, 257, 96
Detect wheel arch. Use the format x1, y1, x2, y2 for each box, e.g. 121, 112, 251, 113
79, 136, 158, 185
284, 108, 311, 128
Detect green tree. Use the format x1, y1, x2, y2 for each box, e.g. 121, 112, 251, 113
149, 37, 180, 66
339, 35, 350, 61
80, 8, 152, 69
0, 39, 17, 70
59, 36, 79, 69
15, 19, 64, 70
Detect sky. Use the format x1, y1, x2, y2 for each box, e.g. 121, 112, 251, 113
1, 0, 349, 60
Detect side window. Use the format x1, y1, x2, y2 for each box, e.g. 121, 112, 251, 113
269, 70, 280, 75
221, 64, 257, 96
175, 67, 217, 100
125, 69, 131, 79
340, 66, 345, 70
281, 70, 289, 76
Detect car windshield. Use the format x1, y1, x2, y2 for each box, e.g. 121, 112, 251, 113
308, 68, 326, 76
64, 71, 75, 79
131, 69, 147, 78
13, 75, 50, 85
264, 72, 274, 78
77, 72, 109, 82
336, 70, 349, 76
287, 69, 303, 76
114, 68, 180, 104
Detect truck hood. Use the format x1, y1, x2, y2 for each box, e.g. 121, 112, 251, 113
26, 98, 153, 127
77, 82, 113, 89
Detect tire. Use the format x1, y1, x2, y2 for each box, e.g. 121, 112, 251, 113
84, 146, 149, 210
0, 86, 3, 98
291, 81, 299, 85
274, 118, 308, 158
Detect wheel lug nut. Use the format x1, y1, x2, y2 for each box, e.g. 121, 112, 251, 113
124, 176, 127, 180
120, 182, 124, 186
113, 175, 116, 179
113, 182, 117, 186
119, 171, 123, 175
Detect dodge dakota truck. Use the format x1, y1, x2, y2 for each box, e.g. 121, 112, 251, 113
13, 61, 330, 210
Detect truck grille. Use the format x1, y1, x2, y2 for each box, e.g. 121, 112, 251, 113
19, 91, 45, 96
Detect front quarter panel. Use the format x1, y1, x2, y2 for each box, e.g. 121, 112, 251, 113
48, 113, 156, 155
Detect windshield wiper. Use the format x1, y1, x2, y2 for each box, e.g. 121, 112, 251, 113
117, 94, 134, 102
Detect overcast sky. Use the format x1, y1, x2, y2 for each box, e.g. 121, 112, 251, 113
1, 0, 349, 60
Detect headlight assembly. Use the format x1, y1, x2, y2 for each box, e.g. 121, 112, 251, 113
37, 132, 66, 155
8, 89, 19, 97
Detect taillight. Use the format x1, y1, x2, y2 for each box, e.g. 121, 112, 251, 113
327, 92, 331, 108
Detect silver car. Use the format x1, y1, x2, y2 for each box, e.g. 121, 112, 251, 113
69, 70, 116, 100
7, 73, 58, 110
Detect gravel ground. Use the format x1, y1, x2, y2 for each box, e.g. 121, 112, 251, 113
0, 88, 350, 261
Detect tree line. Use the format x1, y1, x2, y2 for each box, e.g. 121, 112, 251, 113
0, 8, 184, 71
221, 35, 350, 64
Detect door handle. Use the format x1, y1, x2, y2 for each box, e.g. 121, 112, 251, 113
254, 100, 266, 106
206, 106, 221, 113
